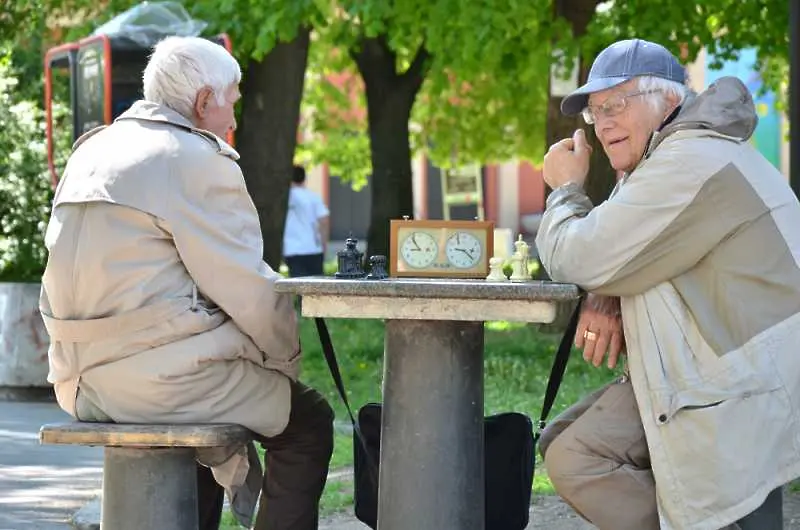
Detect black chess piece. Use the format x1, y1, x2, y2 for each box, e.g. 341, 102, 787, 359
335, 236, 365, 279
366, 255, 388, 280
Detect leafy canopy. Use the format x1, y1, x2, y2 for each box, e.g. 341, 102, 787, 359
298, 0, 559, 186
299, 0, 789, 184
3, 0, 790, 183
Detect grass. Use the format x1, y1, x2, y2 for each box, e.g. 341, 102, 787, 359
220, 316, 618, 528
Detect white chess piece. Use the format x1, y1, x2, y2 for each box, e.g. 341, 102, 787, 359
486, 256, 508, 281
509, 257, 526, 281
510, 235, 530, 281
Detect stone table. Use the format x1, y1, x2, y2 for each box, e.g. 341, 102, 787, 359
274, 277, 580, 530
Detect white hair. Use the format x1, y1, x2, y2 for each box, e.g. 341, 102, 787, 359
142, 36, 241, 119
636, 75, 689, 114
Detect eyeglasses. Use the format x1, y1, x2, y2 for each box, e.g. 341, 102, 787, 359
581, 89, 662, 124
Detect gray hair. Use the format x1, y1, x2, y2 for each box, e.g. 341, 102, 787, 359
636, 75, 689, 114
142, 36, 241, 119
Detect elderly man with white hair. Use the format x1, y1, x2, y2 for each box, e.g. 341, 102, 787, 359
536, 38, 800, 530
39, 36, 333, 530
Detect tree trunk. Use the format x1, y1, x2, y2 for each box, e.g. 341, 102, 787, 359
236, 27, 311, 269
540, 0, 612, 333
548, 0, 616, 206
352, 36, 429, 258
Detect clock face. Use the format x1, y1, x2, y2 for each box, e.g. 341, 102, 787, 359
445, 231, 483, 269
400, 231, 439, 269
390, 219, 494, 278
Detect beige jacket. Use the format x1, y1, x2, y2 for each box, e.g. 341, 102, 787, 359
40, 101, 300, 524
537, 77, 800, 529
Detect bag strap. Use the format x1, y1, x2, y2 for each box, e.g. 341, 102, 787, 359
314, 317, 361, 429
316, 293, 584, 449
534, 296, 584, 443
314, 317, 378, 475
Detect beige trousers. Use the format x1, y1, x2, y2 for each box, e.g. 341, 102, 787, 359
539, 379, 659, 530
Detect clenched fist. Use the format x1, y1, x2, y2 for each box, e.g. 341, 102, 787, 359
543, 129, 592, 189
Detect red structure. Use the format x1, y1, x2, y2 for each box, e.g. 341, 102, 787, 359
44, 33, 233, 186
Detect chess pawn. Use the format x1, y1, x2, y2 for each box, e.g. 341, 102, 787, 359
486, 256, 508, 281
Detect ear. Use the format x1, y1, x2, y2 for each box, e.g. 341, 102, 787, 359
194, 86, 214, 119
663, 91, 681, 115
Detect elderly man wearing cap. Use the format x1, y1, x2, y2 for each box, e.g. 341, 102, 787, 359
535, 38, 800, 529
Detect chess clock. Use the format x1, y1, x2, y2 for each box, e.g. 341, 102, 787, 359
389, 218, 494, 278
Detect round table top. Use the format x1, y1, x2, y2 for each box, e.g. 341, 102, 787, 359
274, 276, 581, 302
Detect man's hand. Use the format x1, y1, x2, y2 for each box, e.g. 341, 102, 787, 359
574, 294, 625, 369
543, 129, 592, 189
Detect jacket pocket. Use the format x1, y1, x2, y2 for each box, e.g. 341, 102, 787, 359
654, 374, 781, 426
653, 386, 792, 519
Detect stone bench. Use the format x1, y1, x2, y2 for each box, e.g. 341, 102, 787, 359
39, 422, 252, 530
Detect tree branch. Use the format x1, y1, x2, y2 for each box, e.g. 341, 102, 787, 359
350, 34, 398, 84
349, 36, 368, 73
402, 43, 431, 87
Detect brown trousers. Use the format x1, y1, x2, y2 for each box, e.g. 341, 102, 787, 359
540, 379, 782, 530
199, 380, 334, 530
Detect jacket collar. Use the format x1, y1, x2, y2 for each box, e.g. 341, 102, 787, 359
117, 100, 196, 130
115, 100, 240, 160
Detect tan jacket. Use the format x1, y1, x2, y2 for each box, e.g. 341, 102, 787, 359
537, 77, 800, 529
41, 100, 299, 438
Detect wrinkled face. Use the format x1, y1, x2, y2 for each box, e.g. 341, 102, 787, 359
586, 79, 676, 173
193, 83, 241, 139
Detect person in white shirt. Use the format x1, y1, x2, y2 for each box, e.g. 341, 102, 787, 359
283, 165, 330, 277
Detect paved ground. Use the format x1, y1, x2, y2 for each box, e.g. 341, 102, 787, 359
0, 400, 102, 530
316, 497, 593, 529
316, 491, 800, 529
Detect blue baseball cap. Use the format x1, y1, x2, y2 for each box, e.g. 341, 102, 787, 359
561, 38, 686, 116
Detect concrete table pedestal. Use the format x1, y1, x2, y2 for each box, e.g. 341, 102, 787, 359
275, 277, 579, 530
382, 319, 485, 528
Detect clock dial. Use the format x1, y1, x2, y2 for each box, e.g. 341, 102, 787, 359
400, 231, 439, 269
445, 232, 482, 269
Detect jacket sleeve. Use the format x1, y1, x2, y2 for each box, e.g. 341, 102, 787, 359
535, 141, 766, 296
165, 146, 300, 376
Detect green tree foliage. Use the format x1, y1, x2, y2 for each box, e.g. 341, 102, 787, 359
2, 0, 321, 269
0, 0, 791, 268
301, 0, 557, 180
0, 50, 71, 281
297, 0, 789, 254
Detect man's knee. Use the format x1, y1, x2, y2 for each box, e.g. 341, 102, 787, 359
316, 396, 335, 436
276, 383, 335, 456
538, 421, 564, 461
305, 389, 335, 453
304, 386, 334, 423
543, 424, 617, 489
543, 429, 583, 490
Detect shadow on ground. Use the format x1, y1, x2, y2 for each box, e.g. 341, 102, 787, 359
0, 401, 102, 530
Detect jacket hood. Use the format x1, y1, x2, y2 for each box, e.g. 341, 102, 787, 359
659, 76, 758, 143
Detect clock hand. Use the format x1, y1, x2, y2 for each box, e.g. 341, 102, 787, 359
455, 248, 474, 258
410, 233, 422, 250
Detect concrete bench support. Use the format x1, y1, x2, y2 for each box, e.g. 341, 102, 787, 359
104, 446, 198, 529
40, 422, 252, 530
